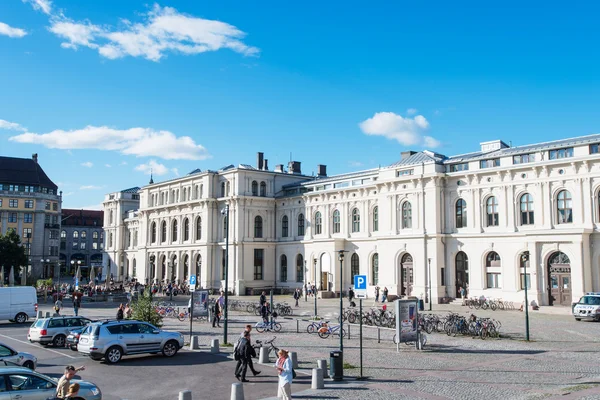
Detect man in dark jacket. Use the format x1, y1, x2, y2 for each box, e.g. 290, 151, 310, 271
259, 291, 266, 307
260, 301, 270, 323
234, 331, 252, 382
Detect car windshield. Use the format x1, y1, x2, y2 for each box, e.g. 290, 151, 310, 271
579, 296, 600, 305
33, 320, 44, 328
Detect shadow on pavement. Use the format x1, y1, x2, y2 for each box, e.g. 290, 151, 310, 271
96, 350, 230, 367
427, 344, 545, 355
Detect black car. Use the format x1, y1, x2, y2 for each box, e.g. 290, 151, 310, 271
66, 327, 85, 351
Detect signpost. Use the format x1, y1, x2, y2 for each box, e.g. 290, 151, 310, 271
189, 275, 197, 340
395, 299, 421, 351
353, 274, 367, 379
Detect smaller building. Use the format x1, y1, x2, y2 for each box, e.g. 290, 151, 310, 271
60, 209, 104, 281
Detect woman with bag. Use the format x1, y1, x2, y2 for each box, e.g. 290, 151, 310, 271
274, 349, 293, 399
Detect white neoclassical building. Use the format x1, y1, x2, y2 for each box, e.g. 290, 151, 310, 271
103, 135, 600, 307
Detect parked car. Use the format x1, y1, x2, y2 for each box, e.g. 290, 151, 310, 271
66, 327, 85, 351
0, 287, 37, 324
0, 343, 37, 369
573, 292, 600, 321
28, 316, 93, 347
0, 366, 101, 399
78, 320, 184, 364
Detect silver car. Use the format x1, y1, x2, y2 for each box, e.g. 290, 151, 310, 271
78, 320, 184, 364
0, 342, 37, 370
0, 366, 102, 399
28, 316, 93, 347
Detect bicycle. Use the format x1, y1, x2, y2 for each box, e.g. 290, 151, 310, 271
306, 319, 328, 334
255, 319, 282, 333
253, 336, 279, 358
317, 321, 346, 339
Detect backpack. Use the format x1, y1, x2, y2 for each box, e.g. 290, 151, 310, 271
116, 309, 124, 320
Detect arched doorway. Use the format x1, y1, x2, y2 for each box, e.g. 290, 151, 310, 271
455, 251, 469, 297
183, 254, 189, 282
160, 256, 166, 281
195, 254, 201, 280
548, 251, 571, 306
400, 253, 413, 296
320, 253, 331, 291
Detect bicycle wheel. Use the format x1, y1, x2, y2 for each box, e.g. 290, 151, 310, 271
333, 328, 346, 338
480, 328, 488, 340
490, 302, 497, 311
474, 302, 481, 310
273, 323, 282, 332
177, 313, 186, 322
318, 330, 330, 339
246, 304, 254, 313
425, 322, 433, 335
256, 325, 265, 333
348, 313, 356, 324
468, 300, 474, 309
307, 324, 316, 334
393, 334, 398, 344
254, 307, 261, 316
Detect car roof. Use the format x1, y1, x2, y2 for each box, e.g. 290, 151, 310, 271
0, 366, 37, 373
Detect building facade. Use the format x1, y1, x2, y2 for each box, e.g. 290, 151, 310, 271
104, 136, 600, 306
0, 154, 62, 280
59, 209, 104, 281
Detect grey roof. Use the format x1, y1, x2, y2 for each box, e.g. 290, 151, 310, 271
239, 164, 257, 170
219, 164, 235, 171
187, 168, 202, 175
0, 156, 57, 190
120, 187, 140, 193
387, 151, 442, 168
282, 168, 379, 189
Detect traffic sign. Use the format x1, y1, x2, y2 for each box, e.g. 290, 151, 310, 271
189, 275, 197, 292
354, 275, 367, 290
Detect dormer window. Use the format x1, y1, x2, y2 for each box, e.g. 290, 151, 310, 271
480, 159, 500, 169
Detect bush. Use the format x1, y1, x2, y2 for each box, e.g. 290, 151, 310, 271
36, 278, 53, 289
131, 290, 163, 328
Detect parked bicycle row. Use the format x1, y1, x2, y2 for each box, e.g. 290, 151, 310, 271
418, 312, 502, 339
464, 297, 517, 311
228, 300, 294, 316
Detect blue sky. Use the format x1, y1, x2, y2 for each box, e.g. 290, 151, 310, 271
1, 1, 599, 209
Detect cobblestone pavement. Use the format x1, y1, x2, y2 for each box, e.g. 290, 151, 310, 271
43, 295, 600, 399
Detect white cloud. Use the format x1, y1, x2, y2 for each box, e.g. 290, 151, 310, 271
423, 136, 441, 148
406, 108, 418, 116
0, 23, 27, 38
348, 161, 364, 167
135, 159, 169, 176
105, 164, 111, 168
48, 4, 259, 62
0, 119, 26, 131
10, 125, 210, 160
359, 112, 440, 148
23, 0, 52, 15
171, 168, 179, 177
79, 185, 102, 190
81, 161, 93, 168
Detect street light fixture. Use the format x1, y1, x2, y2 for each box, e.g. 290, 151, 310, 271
304, 260, 307, 302
222, 204, 230, 344
428, 258, 432, 311
337, 250, 347, 353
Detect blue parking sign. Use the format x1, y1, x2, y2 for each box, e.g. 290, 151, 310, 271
189, 275, 197, 292
354, 275, 367, 290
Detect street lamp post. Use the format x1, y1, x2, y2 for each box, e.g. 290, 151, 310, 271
169, 262, 175, 301
313, 258, 318, 317
337, 250, 347, 353
523, 254, 530, 341
428, 258, 432, 311
222, 204, 230, 344
304, 260, 307, 302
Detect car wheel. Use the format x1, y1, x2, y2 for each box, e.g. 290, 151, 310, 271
14, 313, 27, 324
105, 346, 123, 364
23, 360, 35, 370
53, 335, 66, 347
162, 340, 179, 357
70, 345, 78, 351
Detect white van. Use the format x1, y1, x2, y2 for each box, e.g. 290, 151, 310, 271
0, 287, 37, 323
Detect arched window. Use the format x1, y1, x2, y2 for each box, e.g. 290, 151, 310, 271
372, 253, 379, 285
183, 188, 187, 201
351, 253, 360, 284
520, 193, 534, 225
73, 231, 79, 239
161, 221, 167, 243
151, 222, 157, 243
456, 199, 467, 228
161, 192, 165, 205
254, 216, 263, 238
557, 190, 572, 224
172, 220, 178, 242
92, 231, 98, 239
298, 214, 305, 236
296, 254, 304, 282
373, 206, 379, 232
281, 215, 289, 237
485, 251, 501, 288
402, 202, 412, 229
260, 181, 266, 197
314, 212, 322, 235
200, 184, 203, 198
251, 181, 258, 196
194, 185, 199, 199
81, 231, 87, 239
183, 218, 190, 241
352, 208, 360, 233
486, 196, 499, 226
196, 217, 202, 240
61, 230, 67, 239
195, 254, 202, 277
280, 255, 288, 282
333, 210, 341, 233
519, 251, 531, 289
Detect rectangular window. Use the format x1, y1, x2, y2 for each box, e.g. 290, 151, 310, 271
45, 201, 51, 210
486, 273, 501, 289
24, 200, 33, 208
9, 199, 18, 208
92, 242, 98, 250
254, 249, 264, 280
60, 241, 66, 250
333, 182, 349, 189
80, 242, 86, 250
449, 163, 469, 172
24, 213, 32, 223
549, 147, 573, 160
52, 203, 58, 211
23, 228, 32, 239
590, 144, 600, 154
480, 159, 500, 169
8, 213, 17, 223
45, 215, 50, 224
396, 169, 414, 177
513, 153, 536, 164
23, 243, 31, 255
72, 242, 78, 249
49, 230, 59, 239
520, 273, 531, 290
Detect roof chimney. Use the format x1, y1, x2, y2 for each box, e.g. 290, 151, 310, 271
317, 164, 327, 178
401, 151, 416, 160
263, 159, 268, 171
275, 164, 284, 173
257, 152, 264, 170
32, 153, 38, 163
288, 161, 301, 174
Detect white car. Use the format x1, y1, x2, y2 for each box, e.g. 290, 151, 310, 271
0, 343, 37, 370
573, 292, 600, 321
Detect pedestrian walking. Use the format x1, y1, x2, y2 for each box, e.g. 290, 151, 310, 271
293, 289, 300, 307
275, 349, 293, 399
261, 301, 270, 323
212, 295, 223, 328
374, 285, 380, 302
348, 286, 355, 302
382, 287, 388, 303
234, 331, 252, 382
116, 304, 124, 320
460, 286, 466, 305
259, 291, 267, 307
72, 296, 80, 317
55, 365, 85, 399
235, 325, 261, 378
54, 297, 63, 315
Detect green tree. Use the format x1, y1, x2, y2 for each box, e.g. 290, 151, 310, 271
131, 290, 163, 327
0, 231, 27, 272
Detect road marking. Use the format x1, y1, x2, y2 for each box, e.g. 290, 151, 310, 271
565, 329, 599, 340
0, 333, 77, 359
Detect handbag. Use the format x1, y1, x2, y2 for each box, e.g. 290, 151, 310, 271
292, 368, 297, 379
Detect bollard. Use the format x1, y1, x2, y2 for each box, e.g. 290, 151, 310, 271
210, 338, 219, 354
290, 351, 299, 369
317, 359, 328, 378
312, 368, 324, 389
259, 347, 269, 363
179, 390, 192, 400
189, 336, 199, 350
45, 312, 51, 318
231, 382, 244, 400
37, 311, 43, 319
348, 324, 350, 340
377, 327, 381, 343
